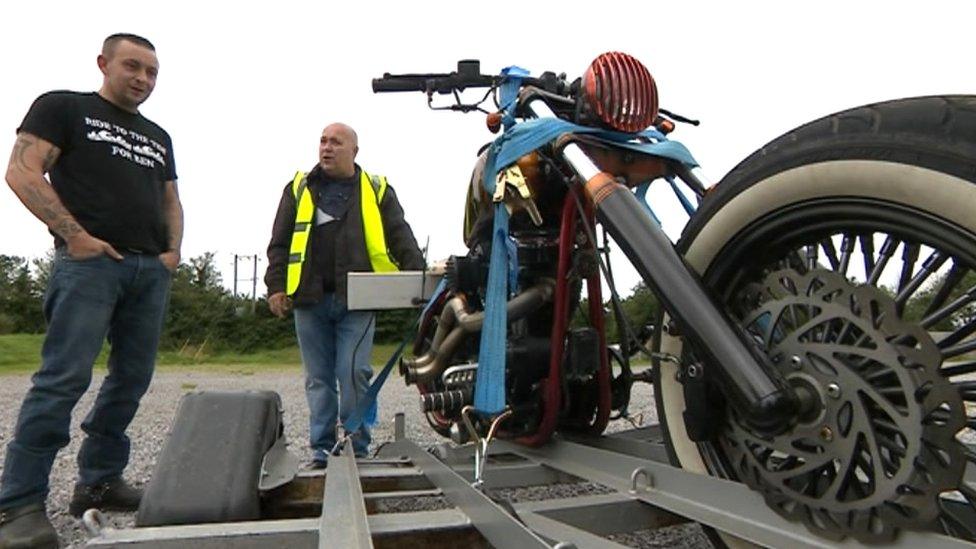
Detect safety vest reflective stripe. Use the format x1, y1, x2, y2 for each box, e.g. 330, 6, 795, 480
287, 171, 313, 295
286, 169, 398, 296
360, 170, 398, 273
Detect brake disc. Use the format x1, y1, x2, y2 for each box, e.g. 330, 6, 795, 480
719, 268, 966, 542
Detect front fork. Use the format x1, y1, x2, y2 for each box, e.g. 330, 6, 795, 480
525, 100, 798, 436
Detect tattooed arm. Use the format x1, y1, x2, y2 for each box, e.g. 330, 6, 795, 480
5, 131, 122, 259
159, 179, 183, 272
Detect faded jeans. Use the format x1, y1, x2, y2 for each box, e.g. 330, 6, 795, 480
294, 293, 375, 460
0, 250, 171, 510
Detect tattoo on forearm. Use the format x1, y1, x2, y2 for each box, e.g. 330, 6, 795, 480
53, 218, 83, 238
20, 175, 82, 239
8, 134, 77, 238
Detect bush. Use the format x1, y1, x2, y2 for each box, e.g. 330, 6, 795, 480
0, 251, 433, 350
0, 255, 45, 334
161, 253, 295, 352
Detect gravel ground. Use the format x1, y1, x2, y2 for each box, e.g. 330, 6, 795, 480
0, 367, 708, 548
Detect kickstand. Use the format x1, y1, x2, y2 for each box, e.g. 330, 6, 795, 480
460, 405, 513, 489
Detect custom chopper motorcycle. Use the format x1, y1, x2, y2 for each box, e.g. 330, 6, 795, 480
371, 53, 976, 544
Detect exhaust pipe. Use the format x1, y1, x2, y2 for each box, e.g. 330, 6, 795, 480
403, 278, 555, 384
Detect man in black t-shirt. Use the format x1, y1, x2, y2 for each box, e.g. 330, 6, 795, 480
0, 33, 181, 547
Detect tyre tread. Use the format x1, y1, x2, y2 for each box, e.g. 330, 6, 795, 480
687, 95, 976, 245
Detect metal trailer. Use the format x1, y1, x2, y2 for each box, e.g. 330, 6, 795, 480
84, 412, 975, 549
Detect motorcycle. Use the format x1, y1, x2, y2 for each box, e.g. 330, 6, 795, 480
372, 53, 976, 544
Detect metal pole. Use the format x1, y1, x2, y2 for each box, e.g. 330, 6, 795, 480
389, 438, 554, 549
498, 439, 976, 549
233, 254, 238, 296
252, 254, 258, 313
319, 444, 374, 549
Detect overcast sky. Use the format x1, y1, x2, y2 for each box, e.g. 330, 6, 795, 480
2, 1, 973, 298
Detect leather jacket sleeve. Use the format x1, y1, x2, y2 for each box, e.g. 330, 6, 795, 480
379, 183, 425, 270
264, 182, 296, 295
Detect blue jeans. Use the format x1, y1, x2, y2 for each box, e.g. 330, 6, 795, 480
294, 294, 375, 460
0, 250, 171, 510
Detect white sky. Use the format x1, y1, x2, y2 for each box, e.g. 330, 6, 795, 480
2, 1, 974, 298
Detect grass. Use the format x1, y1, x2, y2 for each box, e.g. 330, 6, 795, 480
5, 332, 971, 377
0, 334, 403, 376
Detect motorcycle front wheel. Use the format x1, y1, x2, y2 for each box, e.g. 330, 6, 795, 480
654, 96, 976, 546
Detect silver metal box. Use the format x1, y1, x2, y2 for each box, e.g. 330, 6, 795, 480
346, 271, 444, 310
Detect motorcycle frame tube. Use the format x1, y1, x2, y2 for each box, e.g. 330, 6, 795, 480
673, 163, 708, 198
585, 174, 797, 434
517, 191, 577, 446
582, 197, 612, 435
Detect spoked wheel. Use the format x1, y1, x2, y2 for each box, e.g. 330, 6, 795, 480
654, 96, 976, 545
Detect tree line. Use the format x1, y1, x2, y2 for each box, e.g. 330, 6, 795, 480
0, 252, 418, 352
0, 251, 659, 352
2, 252, 970, 353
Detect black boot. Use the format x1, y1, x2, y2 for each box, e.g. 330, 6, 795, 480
68, 478, 143, 518
0, 502, 59, 549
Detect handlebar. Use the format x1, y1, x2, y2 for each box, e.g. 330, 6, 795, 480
372, 60, 500, 94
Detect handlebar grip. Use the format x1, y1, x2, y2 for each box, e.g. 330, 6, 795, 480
372, 62, 495, 94
371, 75, 433, 93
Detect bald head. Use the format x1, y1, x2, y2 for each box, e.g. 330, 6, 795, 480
325, 123, 358, 146
319, 123, 359, 178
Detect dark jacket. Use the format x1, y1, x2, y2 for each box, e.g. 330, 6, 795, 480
265, 164, 425, 306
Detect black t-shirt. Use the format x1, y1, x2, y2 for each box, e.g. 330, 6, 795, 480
18, 91, 177, 254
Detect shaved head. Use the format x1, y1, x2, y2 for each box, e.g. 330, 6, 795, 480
324, 123, 358, 147
102, 33, 155, 59
97, 33, 159, 112
319, 123, 359, 178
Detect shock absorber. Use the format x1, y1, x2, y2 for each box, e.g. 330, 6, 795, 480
420, 387, 473, 415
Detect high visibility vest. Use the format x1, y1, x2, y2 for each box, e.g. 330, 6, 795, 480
286, 169, 399, 296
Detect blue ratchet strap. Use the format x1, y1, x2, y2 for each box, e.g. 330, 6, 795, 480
633, 181, 662, 226
488, 117, 698, 171
473, 67, 527, 415
666, 175, 697, 215
498, 65, 530, 128
342, 278, 449, 437
633, 175, 696, 228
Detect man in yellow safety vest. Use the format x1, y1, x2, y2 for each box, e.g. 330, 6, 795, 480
265, 123, 423, 466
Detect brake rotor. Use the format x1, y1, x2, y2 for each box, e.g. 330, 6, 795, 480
720, 268, 966, 542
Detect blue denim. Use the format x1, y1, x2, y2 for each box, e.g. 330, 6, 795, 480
0, 250, 171, 510
294, 293, 375, 460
